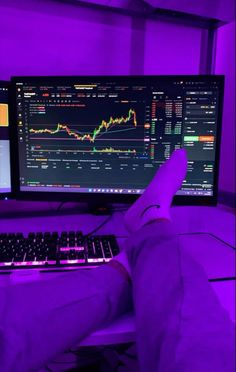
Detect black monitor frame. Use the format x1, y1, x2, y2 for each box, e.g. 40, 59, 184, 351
0, 80, 12, 200
9, 75, 224, 206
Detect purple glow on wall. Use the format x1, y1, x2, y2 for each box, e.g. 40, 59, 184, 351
0, 0, 203, 80
144, 19, 202, 74
0, 0, 132, 78
215, 21, 236, 194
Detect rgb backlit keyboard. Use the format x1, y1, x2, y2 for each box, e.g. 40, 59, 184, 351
0, 231, 119, 269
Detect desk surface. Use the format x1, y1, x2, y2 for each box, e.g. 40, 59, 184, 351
0, 201, 235, 347
0, 201, 235, 278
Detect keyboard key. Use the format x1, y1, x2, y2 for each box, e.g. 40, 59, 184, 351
0, 232, 119, 268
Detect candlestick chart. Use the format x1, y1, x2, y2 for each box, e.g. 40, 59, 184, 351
29, 106, 146, 155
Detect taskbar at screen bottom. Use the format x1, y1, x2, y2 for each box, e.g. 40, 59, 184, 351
20, 186, 213, 197
0, 188, 11, 193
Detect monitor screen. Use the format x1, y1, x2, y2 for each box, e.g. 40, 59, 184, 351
0, 81, 11, 198
11, 75, 224, 204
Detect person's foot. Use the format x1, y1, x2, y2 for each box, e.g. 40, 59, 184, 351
124, 148, 188, 233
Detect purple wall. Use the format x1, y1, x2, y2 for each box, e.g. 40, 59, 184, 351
144, 19, 202, 74
215, 21, 236, 194
0, 0, 133, 78
0, 0, 202, 79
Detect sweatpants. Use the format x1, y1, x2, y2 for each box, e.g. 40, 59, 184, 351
0, 221, 234, 371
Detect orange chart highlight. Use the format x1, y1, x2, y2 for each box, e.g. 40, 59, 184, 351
0, 104, 9, 127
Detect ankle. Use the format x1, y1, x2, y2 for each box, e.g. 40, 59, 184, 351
140, 205, 170, 227
112, 251, 132, 278
142, 217, 171, 228
109, 259, 131, 284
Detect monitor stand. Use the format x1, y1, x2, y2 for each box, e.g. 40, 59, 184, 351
87, 203, 113, 215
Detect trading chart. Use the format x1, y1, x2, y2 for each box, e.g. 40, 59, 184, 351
15, 77, 220, 195
28, 105, 145, 155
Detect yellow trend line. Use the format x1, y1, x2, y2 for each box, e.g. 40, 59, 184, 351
30, 109, 137, 143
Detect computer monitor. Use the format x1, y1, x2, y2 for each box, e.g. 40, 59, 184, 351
10, 75, 224, 205
0, 81, 11, 199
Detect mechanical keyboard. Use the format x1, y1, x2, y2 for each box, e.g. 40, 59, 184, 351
0, 231, 119, 269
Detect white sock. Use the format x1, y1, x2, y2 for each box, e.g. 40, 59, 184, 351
124, 148, 188, 233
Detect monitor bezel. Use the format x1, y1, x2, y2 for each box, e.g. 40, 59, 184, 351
0, 80, 12, 200
9, 75, 224, 206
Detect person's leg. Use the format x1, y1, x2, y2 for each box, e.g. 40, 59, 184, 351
123, 221, 235, 372
117, 149, 234, 372
0, 264, 132, 372
1, 148, 233, 372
